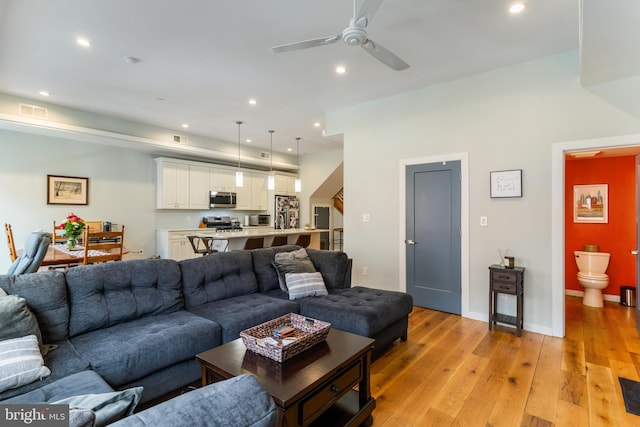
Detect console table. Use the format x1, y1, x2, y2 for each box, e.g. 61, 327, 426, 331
488, 264, 525, 336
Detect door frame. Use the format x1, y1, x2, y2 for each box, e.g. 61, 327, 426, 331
551, 132, 640, 337
399, 152, 470, 318
311, 202, 332, 247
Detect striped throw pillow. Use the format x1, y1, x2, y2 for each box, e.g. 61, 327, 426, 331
285, 272, 328, 300
0, 335, 51, 393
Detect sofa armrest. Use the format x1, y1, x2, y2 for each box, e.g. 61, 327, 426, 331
110, 374, 276, 427
343, 258, 353, 289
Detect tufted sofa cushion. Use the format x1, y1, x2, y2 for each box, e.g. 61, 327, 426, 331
0, 271, 70, 342
187, 294, 298, 343
70, 311, 220, 387
297, 286, 414, 337
179, 250, 259, 309
65, 259, 184, 337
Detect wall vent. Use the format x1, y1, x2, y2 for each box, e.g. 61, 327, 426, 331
172, 134, 188, 144
260, 151, 271, 159
19, 103, 48, 119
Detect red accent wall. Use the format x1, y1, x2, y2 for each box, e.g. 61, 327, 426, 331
565, 156, 636, 296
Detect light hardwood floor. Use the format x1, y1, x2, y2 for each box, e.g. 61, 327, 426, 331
369, 296, 640, 426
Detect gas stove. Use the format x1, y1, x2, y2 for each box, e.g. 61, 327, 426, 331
202, 216, 243, 231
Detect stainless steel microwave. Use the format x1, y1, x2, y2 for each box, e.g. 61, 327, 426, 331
210, 191, 236, 208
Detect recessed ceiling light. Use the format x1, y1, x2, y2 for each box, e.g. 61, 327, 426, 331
76, 38, 91, 47
287, 148, 293, 152
245, 139, 252, 143
248, 99, 257, 105
509, 3, 526, 14
39, 91, 50, 97
181, 124, 189, 128
123, 56, 140, 64
314, 122, 321, 127
335, 66, 347, 74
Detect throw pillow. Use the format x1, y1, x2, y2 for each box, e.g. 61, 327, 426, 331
272, 248, 316, 292
69, 407, 96, 427
0, 294, 50, 355
0, 335, 51, 393
285, 272, 328, 300
53, 387, 143, 427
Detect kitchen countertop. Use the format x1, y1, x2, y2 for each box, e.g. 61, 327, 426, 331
157, 228, 325, 239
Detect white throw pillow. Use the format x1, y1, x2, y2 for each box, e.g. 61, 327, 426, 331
285, 272, 328, 300
0, 335, 51, 393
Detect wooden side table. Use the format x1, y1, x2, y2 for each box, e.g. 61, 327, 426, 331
488, 264, 525, 336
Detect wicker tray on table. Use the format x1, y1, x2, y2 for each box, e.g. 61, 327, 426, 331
240, 313, 331, 362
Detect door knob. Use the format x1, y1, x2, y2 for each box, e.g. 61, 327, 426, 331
631, 250, 638, 255
405, 239, 416, 245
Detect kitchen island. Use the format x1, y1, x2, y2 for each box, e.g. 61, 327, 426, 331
156, 227, 324, 260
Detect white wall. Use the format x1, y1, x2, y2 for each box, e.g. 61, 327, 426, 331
326, 51, 640, 332
297, 149, 344, 227
0, 129, 156, 271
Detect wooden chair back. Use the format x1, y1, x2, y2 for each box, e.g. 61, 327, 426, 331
82, 225, 125, 265
5, 223, 17, 262
294, 234, 311, 248
243, 237, 264, 250
52, 220, 67, 245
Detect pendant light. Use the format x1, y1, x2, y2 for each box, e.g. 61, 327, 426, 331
294, 137, 302, 193
268, 130, 275, 190
235, 121, 243, 187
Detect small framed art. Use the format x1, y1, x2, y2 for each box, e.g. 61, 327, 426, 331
47, 175, 89, 205
573, 184, 607, 223
490, 169, 522, 198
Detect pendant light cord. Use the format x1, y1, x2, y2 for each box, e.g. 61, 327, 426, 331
236, 121, 243, 168
269, 130, 274, 172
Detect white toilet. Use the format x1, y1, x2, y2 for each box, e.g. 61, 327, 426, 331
574, 250, 610, 307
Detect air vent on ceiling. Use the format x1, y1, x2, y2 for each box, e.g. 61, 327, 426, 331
172, 134, 188, 144
19, 103, 48, 119
260, 151, 271, 159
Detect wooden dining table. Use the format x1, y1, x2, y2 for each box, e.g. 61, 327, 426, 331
19, 244, 124, 268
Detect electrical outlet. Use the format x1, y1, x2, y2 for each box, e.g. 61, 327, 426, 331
480, 216, 488, 227
363, 266, 368, 276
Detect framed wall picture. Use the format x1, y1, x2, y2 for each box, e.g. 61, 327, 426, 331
573, 184, 608, 223
47, 175, 89, 205
490, 169, 522, 198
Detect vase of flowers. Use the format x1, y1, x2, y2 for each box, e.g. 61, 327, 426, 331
58, 212, 86, 250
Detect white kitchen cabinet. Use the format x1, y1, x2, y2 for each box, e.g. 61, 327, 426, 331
251, 173, 268, 210
156, 230, 200, 261
235, 173, 268, 210
275, 174, 296, 195
189, 164, 210, 209
210, 167, 236, 192
156, 159, 189, 209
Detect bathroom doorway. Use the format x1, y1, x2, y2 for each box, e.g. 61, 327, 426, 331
552, 135, 640, 337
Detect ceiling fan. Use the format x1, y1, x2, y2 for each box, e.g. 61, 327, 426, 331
269, 0, 409, 71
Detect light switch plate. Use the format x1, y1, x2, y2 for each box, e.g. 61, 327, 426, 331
480, 216, 488, 227
362, 213, 371, 223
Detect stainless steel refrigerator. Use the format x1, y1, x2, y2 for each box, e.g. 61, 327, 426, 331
275, 195, 300, 230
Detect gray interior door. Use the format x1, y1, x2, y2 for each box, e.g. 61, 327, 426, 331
314, 206, 330, 250
406, 161, 461, 314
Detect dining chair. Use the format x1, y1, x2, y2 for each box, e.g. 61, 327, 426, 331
51, 220, 68, 245
6, 231, 52, 275
82, 225, 125, 265
5, 223, 17, 262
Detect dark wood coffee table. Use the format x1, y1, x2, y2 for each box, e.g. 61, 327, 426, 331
196, 328, 375, 427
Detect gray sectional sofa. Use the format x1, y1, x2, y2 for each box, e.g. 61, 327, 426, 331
0, 245, 413, 425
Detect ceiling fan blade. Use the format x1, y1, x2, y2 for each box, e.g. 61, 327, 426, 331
270, 35, 341, 53
355, 0, 385, 27
362, 39, 409, 71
